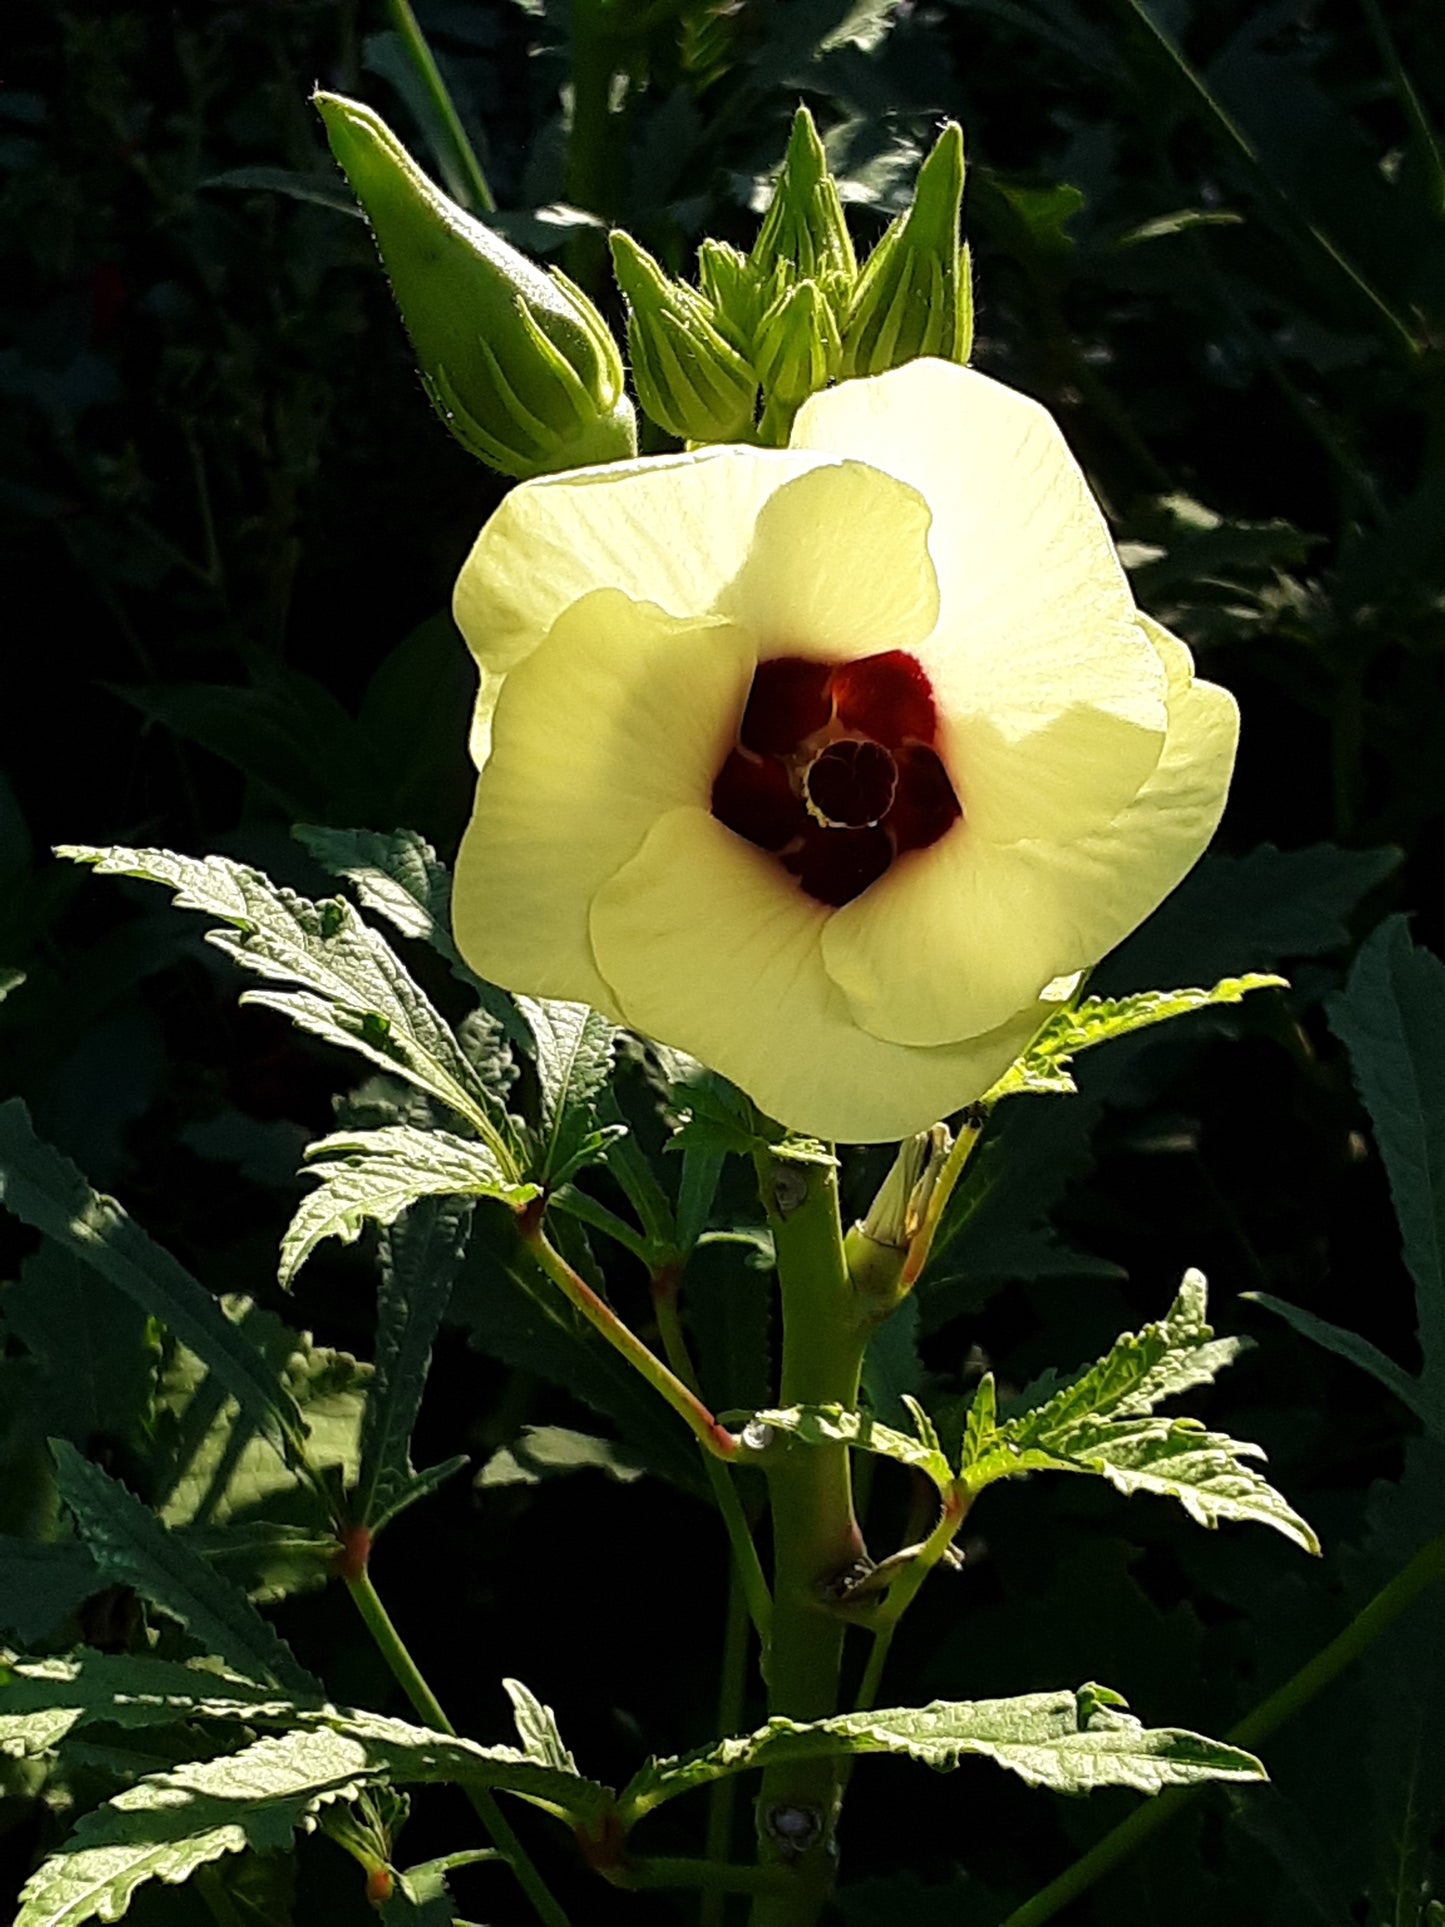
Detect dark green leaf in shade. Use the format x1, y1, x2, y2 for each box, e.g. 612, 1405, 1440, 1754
0, 1101, 308, 1466
1327, 917, 1445, 1433
355, 1197, 475, 1532
1, 1239, 159, 1450
1099, 843, 1401, 993
1244, 1292, 1429, 1424
50, 1443, 318, 1694
0, 1538, 100, 1643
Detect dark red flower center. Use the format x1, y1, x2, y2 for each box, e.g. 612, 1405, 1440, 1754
710, 650, 962, 908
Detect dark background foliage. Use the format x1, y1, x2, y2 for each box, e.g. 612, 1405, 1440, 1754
2, 0, 1442, 1921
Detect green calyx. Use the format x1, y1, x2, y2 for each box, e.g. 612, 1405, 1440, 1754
755, 279, 843, 437
751, 106, 857, 293
609, 232, 759, 443
315, 90, 636, 479
842, 122, 973, 379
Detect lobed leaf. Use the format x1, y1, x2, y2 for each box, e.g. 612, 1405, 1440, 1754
293, 824, 529, 1052
0, 1102, 307, 1465
991, 975, 1286, 1100
964, 1274, 1318, 1553
51, 1444, 317, 1694
281, 1126, 536, 1289
503, 1679, 577, 1775
356, 1197, 475, 1532
516, 996, 621, 1187
58, 845, 517, 1168
1327, 916, 1445, 1435
0, 1650, 296, 1761
15, 1726, 376, 1927
618, 1684, 1264, 1822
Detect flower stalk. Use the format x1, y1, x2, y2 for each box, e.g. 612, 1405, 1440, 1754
747, 1148, 874, 1926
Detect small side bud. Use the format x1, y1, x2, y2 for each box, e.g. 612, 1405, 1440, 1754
610, 231, 759, 443
751, 106, 857, 291
844, 1124, 952, 1305
755, 279, 843, 427
315, 90, 636, 478
842, 122, 973, 379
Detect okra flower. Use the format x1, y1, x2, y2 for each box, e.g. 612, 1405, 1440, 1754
451, 359, 1237, 1143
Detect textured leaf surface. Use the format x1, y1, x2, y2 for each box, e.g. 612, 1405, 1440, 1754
1328, 917, 1445, 1434
293, 824, 528, 1050
619, 1685, 1264, 1820
356, 1197, 475, 1531
0, 1650, 294, 1760
966, 1275, 1318, 1553
52, 1445, 316, 1693
992, 976, 1285, 1099
503, 1679, 577, 1775
747, 1402, 953, 1494
476, 1426, 653, 1488
15, 1726, 374, 1927
0, 1102, 306, 1463
280, 1127, 532, 1289
58, 846, 514, 1163
517, 997, 621, 1186
0, 1539, 100, 1643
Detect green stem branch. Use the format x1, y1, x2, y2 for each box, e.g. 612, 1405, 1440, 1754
346, 1570, 569, 1927
1001, 1532, 1445, 1927
523, 1218, 739, 1461
702, 1565, 754, 1927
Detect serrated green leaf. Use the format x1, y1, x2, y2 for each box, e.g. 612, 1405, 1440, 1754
0, 1101, 308, 1466
51, 1444, 317, 1693
748, 1403, 954, 1495
476, 1425, 653, 1488
152, 1299, 366, 1542
0, 1650, 295, 1760
292, 825, 529, 1052
58, 846, 517, 1170
990, 975, 1287, 1099
959, 1375, 998, 1473
2, 1240, 159, 1450
618, 1684, 1264, 1822
965, 1274, 1318, 1553
281, 1127, 536, 1289
0, 966, 24, 1003
516, 997, 620, 1187
503, 1678, 577, 1775
1327, 917, 1445, 1434
1244, 1291, 1430, 1424
15, 1725, 376, 1927
0, 1650, 615, 1826
355, 1197, 474, 1533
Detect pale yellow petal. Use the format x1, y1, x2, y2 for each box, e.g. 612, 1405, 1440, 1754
453, 591, 756, 1009
792, 360, 1163, 747
589, 806, 1057, 1143
821, 615, 1237, 1048
453, 446, 829, 675
719, 460, 939, 660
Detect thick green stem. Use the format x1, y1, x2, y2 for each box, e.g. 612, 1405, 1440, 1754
1002, 1533, 1445, 1927
346, 1570, 570, 1927
748, 1151, 873, 1927
563, 0, 621, 290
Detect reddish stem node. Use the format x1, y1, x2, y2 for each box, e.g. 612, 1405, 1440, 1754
336, 1524, 373, 1584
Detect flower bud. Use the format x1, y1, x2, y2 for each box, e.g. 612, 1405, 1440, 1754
696, 239, 770, 357
750, 106, 857, 292
755, 279, 843, 427
315, 90, 636, 479
609, 231, 758, 443
841, 122, 973, 379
